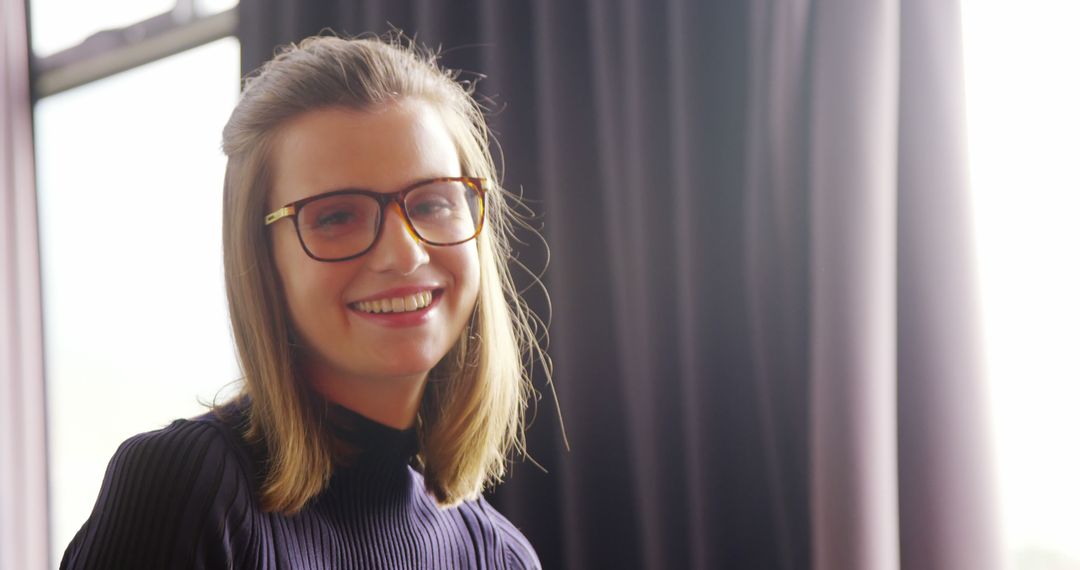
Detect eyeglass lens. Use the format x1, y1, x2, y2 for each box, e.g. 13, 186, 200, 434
296, 179, 482, 260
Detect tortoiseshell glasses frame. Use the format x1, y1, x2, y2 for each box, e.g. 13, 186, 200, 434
264, 176, 487, 262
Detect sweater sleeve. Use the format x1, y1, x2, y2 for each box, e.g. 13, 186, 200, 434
60, 419, 254, 570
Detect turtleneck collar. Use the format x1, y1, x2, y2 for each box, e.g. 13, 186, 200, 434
323, 402, 421, 468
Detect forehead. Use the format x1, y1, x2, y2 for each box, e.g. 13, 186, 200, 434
269, 100, 461, 206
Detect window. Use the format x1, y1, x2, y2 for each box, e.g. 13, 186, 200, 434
963, 2, 1080, 568
30, 3, 239, 565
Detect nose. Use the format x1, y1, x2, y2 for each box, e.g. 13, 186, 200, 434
364, 203, 429, 274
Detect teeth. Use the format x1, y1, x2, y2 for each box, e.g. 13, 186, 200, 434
352, 291, 434, 314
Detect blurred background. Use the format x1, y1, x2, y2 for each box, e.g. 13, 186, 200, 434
2, 1, 1078, 569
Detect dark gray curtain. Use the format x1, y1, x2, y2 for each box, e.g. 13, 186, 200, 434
236, 1, 1000, 568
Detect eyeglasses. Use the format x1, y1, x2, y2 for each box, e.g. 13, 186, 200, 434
264, 176, 486, 262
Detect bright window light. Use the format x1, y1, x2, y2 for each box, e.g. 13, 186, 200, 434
962, 2, 1080, 569
195, 0, 238, 16
35, 37, 240, 567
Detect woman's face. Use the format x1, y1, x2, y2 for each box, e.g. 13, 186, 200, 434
267, 100, 481, 388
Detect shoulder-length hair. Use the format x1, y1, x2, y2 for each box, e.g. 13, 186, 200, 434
220, 34, 545, 513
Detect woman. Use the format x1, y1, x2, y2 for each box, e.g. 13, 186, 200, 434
62, 35, 545, 569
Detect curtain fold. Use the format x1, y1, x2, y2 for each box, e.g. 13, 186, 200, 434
1, 0, 49, 567
806, 1, 901, 568
745, 1, 813, 568
896, 0, 1002, 567
235, 1, 999, 568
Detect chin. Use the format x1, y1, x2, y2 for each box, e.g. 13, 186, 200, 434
367, 341, 447, 375
359, 350, 444, 381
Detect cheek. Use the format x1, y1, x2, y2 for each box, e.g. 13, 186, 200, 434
272, 235, 347, 327
272, 233, 301, 296
433, 245, 480, 323
458, 247, 481, 306
275, 262, 313, 332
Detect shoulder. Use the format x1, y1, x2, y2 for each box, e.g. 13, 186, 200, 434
472, 495, 542, 569
405, 468, 541, 568
97, 414, 252, 506
441, 478, 541, 569
61, 408, 257, 569
105, 408, 257, 503
126, 412, 245, 469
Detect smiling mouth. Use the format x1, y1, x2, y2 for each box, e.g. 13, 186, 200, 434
349, 291, 435, 314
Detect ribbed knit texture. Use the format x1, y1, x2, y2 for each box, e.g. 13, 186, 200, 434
60, 402, 540, 569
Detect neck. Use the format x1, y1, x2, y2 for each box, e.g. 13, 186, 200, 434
303, 359, 427, 430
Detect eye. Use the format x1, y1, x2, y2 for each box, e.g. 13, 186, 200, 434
315, 208, 356, 227
300, 198, 373, 237
409, 197, 455, 219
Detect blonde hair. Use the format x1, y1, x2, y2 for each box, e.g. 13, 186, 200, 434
220, 34, 546, 513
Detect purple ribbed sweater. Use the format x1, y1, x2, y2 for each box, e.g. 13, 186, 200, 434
60, 401, 540, 569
